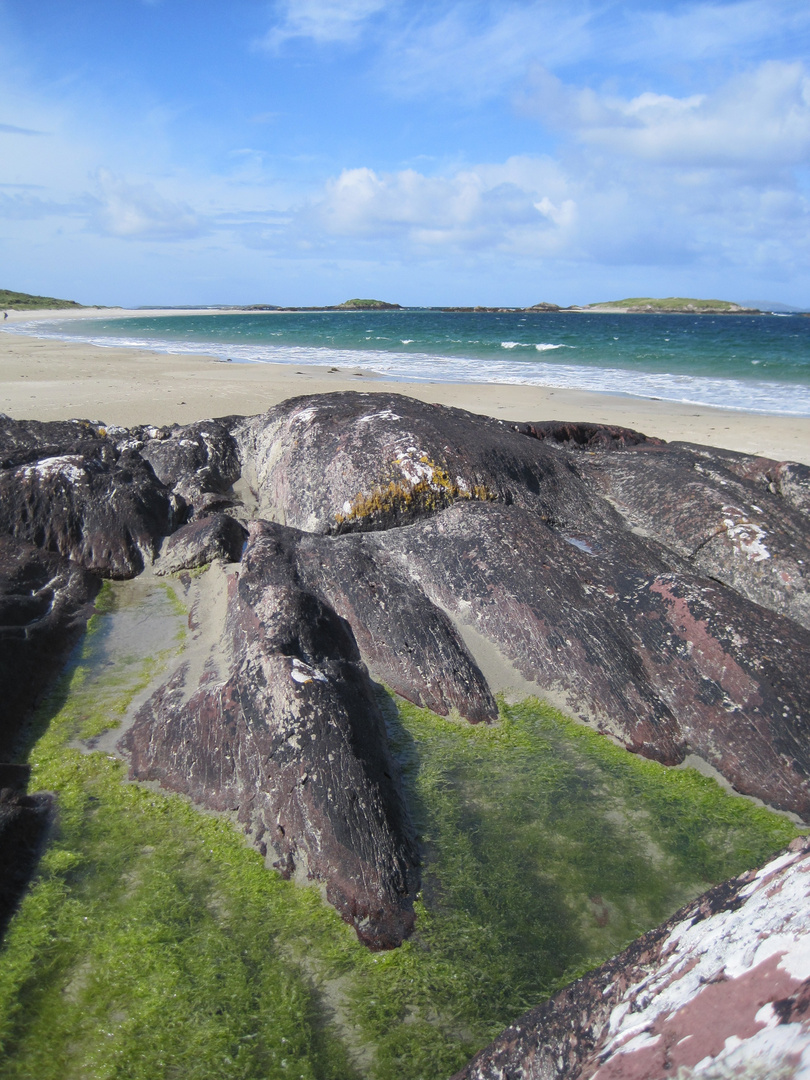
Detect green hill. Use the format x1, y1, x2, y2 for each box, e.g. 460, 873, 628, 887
0, 288, 84, 311
586, 297, 760, 314
337, 298, 401, 310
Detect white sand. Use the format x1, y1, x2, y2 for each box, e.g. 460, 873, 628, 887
1, 308, 809, 464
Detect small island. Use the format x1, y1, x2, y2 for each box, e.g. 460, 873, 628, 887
336, 298, 401, 310
578, 296, 762, 314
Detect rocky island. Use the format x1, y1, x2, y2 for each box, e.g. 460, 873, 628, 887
1, 391, 809, 1075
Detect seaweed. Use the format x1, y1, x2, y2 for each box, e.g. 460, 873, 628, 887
0, 583, 798, 1080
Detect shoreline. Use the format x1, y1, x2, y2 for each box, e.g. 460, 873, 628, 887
2, 311, 809, 464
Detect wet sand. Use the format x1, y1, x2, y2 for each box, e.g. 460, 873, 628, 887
2, 308, 809, 464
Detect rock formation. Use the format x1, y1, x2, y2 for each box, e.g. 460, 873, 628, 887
122, 521, 419, 949
234, 393, 810, 818
1, 392, 809, 965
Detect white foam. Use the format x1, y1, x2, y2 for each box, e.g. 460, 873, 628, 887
5, 321, 810, 417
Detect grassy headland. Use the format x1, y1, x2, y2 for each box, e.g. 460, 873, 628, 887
0, 289, 84, 311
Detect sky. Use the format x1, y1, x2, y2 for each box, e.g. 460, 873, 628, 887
1, 0, 809, 307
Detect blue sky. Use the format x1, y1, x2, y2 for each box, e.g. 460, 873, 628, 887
1, 0, 809, 306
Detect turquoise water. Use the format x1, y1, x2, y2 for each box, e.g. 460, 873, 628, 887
8, 309, 810, 414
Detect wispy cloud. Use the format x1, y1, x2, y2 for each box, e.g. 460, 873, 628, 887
259, 0, 391, 48
522, 61, 810, 168
0, 122, 46, 136
372, 0, 810, 103
89, 170, 207, 241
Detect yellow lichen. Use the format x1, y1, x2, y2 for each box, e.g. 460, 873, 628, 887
334, 457, 495, 530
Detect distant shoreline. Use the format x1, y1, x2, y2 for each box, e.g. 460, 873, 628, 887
2, 312, 809, 465
5, 303, 805, 322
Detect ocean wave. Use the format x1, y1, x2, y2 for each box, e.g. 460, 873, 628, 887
4, 321, 809, 416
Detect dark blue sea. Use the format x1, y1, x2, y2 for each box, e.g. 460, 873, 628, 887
8, 309, 810, 415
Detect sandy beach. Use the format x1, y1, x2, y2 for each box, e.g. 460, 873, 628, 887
2, 307, 809, 464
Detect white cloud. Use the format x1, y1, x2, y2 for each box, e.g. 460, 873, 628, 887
309, 158, 577, 255
523, 61, 810, 168
89, 170, 206, 241
291, 144, 810, 277
260, 0, 391, 48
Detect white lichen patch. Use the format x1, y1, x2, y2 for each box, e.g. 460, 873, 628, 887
356, 410, 402, 424
593, 844, 810, 1078
21, 455, 87, 486
290, 657, 329, 685
721, 505, 771, 563
394, 447, 436, 487
291, 407, 318, 426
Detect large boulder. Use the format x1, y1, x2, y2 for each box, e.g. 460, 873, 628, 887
0, 418, 174, 578
234, 392, 622, 536
120, 522, 420, 949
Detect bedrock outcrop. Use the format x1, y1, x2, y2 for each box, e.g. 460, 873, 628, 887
121, 522, 419, 948
234, 393, 810, 818
1, 394, 809, 945
453, 835, 810, 1080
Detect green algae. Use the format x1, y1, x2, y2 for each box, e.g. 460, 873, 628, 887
0, 582, 800, 1080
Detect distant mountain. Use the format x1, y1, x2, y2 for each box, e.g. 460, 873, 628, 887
0, 288, 84, 310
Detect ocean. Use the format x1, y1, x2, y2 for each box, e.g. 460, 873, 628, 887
8, 308, 810, 415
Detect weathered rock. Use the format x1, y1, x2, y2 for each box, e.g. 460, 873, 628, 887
232, 393, 810, 818
0, 420, 174, 577
377, 501, 810, 817
453, 835, 810, 1080
0, 416, 104, 469
244, 519, 497, 723
120, 522, 419, 948
235, 392, 622, 537
0, 536, 99, 758
134, 419, 241, 518
517, 419, 666, 450
554, 436, 810, 629
156, 513, 247, 575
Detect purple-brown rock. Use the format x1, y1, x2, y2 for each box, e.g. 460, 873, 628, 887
120, 521, 419, 948
156, 512, 247, 574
